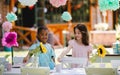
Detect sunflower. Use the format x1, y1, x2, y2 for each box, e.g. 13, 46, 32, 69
40, 42, 47, 53
97, 45, 106, 58
29, 43, 47, 56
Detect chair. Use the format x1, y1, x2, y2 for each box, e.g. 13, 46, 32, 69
111, 60, 120, 68
61, 57, 88, 68
85, 68, 116, 75
13, 57, 24, 64
0, 57, 6, 66
0, 57, 6, 64
13, 57, 33, 65
21, 67, 50, 75
0, 65, 4, 75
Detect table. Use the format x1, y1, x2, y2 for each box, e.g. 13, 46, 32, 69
87, 63, 118, 75
3, 68, 86, 75
89, 31, 116, 46
3, 68, 21, 75
50, 68, 86, 75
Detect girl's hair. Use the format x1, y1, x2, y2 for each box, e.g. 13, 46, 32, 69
74, 24, 89, 45
37, 25, 48, 41
37, 25, 48, 35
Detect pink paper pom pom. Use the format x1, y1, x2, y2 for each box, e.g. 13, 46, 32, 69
50, 0, 67, 8
2, 21, 12, 32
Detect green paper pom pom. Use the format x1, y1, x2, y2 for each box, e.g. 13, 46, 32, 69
98, 0, 119, 11
6, 12, 17, 22
61, 11, 72, 21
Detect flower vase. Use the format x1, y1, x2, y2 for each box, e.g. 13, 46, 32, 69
100, 57, 105, 67
32, 54, 39, 68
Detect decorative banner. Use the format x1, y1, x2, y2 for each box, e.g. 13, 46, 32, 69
6, 12, 17, 22
2, 32, 18, 48
18, 0, 38, 6
2, 21, 12, 32
98, 0, 119, 11
61, 11, 72, 21
49, 0, 67, 8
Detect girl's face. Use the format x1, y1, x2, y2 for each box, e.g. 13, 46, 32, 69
74, 28, 82, 40
38, 29, 48, 44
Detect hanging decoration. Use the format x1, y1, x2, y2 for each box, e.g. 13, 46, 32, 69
2, 21, 12, 32
18, 0, 38, 6
49, 0, 67, 8
6, 12, 17, 22
61, 11, 72, 21
98, 0, 119, 11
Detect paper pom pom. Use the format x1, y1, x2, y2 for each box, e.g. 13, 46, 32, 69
61, 11, 72, 21
98, 0, 119, 11
6, 12, 17, 22
49, 0, 67, 8
2, 21, 12, 32
2, 32, 18, 48
18, 0, 37, 6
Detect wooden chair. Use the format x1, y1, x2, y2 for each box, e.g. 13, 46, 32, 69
21, 67, 50, 75
111, 60, 120, 68
0, 65, 4, 75
85, 68, 116, 75
61, 57, 88, 68
12, 26, 37, 46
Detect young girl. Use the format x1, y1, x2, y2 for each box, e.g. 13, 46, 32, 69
23, 25, 55, 69
58, 24, 92, 67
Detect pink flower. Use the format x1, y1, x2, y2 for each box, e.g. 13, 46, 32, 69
2, 32, 18, 48
49, 0, 67, 8
2, 21, 12, 32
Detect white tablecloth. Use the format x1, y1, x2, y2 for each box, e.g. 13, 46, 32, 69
3, 68, 21, 75
51, 68, 86, 75
3, 68, 86, 75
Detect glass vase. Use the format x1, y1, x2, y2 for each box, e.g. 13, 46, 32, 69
99, 57, 105, 67
32, 54, 39, 68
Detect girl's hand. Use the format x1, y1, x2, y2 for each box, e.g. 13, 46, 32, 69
57, 57, 62, 62
23, 57, 29, 63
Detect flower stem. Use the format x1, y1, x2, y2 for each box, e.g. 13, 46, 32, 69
101, 57, 102, 63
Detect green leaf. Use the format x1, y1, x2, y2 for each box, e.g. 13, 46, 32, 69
90, 54, 98, 63
4, 54, 10, 59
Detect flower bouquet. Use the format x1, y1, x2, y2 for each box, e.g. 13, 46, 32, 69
97, 45, 106, 63
90, 45, 107, 63
29, 42, 47, 67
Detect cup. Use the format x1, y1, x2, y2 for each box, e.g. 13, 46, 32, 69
56, 64, 61, 72
99, 63, 105, 68
7, 63, 12, 71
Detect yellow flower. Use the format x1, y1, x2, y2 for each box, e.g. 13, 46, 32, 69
40, 42, 47, 53
29, 43, 47, 56
97, 45, 106, 58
